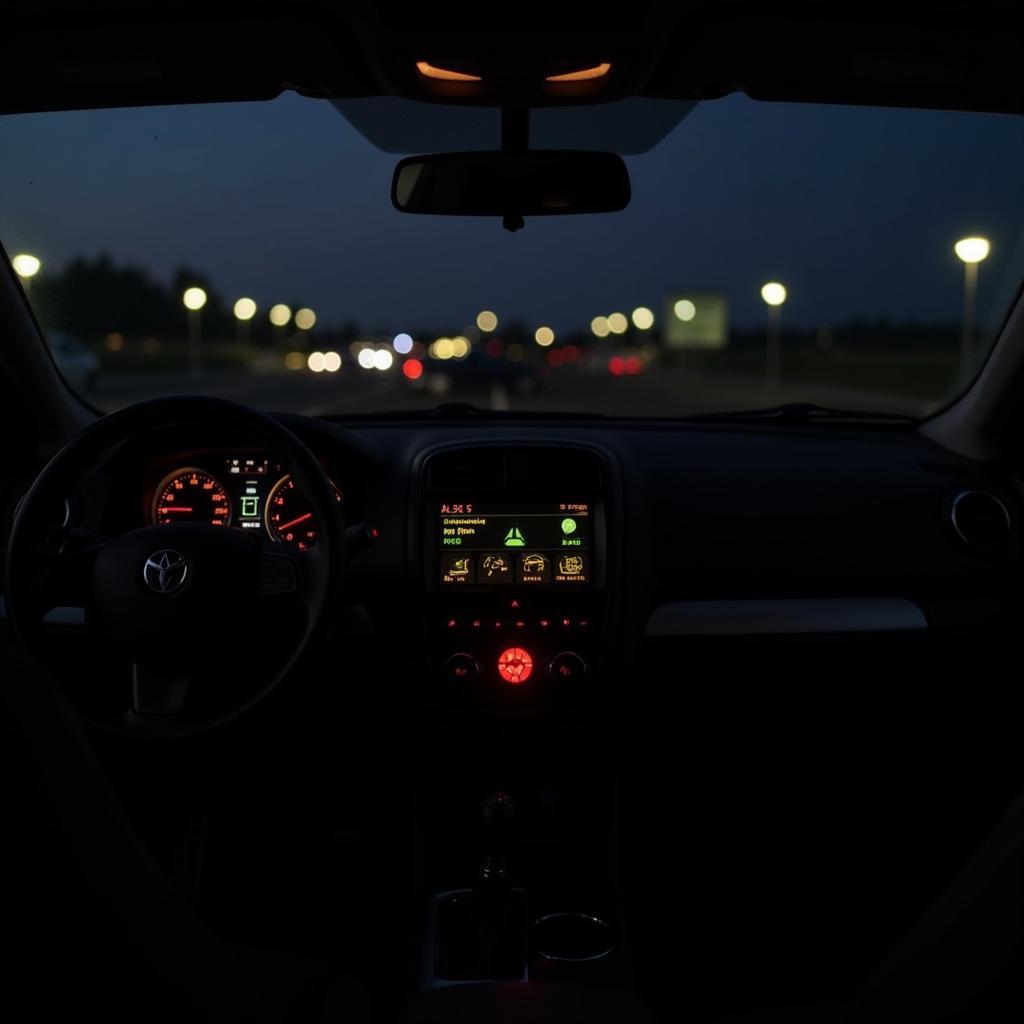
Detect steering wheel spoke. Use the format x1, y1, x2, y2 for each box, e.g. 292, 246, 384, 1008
131, 662, 192, 716
26, 532, 105, 618
256, 544, 300, 597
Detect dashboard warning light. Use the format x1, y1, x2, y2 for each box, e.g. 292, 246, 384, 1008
497, 647, 533, 685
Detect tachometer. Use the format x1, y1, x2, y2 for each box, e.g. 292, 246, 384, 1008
152, 468, 232, 526
265, 474, 342, 550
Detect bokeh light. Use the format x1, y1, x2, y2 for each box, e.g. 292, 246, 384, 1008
182, 287, 207, 311
294, 307, 317, 330
269, 303, 292, 326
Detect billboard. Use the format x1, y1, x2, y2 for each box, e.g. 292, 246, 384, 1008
663, 291, 728, 349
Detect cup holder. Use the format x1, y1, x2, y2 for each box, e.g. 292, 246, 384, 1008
530, 912, 615, 963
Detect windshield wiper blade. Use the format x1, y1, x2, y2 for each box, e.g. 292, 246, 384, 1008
682, 402, 915, 425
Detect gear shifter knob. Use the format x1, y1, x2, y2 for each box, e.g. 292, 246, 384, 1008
479, 791, 516, 880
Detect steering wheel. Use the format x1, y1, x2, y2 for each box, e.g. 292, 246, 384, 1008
5, 395, 345, 738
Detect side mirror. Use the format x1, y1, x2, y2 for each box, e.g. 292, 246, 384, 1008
391, 150, 631, 220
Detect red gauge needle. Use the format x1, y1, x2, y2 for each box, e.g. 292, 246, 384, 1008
157, 507, 194, 513
276, 512, 313, 532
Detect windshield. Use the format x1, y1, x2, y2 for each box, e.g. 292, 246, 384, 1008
3, 94, 1023, 418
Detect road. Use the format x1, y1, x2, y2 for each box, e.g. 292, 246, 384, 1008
88, 364, 922, 418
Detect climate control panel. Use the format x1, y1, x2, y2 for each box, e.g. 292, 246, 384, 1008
427, 592, 599, 705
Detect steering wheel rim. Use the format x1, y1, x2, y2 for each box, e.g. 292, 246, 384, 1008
5, 395, 345, 738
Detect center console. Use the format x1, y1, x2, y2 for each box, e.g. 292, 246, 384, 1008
404, 443, 643, 1017
414, 442, 612, 707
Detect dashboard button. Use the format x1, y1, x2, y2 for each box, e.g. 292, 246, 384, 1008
549, 651, 587, 684
518, 552, 551, 583
441, 553, 474, 585
257, 553, 298, 595
553, 553, 588, 583
480, 552, 514, 583
444, 653, 479, 683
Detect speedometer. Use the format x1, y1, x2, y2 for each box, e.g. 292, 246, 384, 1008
152, 468, 232, 526
265, 474, 342, 550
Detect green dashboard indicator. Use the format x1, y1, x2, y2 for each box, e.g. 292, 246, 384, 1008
561, 517, 577, 535
504, 526, 526, 547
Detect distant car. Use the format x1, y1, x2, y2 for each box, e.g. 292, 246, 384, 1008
47, 331, 99, 391
436, 349, 544, 396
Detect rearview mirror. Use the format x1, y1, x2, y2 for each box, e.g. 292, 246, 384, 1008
391, 151, 631, 220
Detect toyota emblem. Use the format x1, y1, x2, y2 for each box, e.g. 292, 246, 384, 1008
143, 550, 190, 594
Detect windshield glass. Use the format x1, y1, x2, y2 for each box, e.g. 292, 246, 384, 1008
3, 94, 1023, 418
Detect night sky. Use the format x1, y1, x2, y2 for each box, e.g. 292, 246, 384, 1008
2, 92, 1023, 334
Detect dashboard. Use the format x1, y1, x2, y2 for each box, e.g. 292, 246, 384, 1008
25, 412, 1024, 722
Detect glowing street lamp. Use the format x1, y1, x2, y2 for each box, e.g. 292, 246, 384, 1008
954, 236, 990, 385
269, 303, 292, 326
12, 253, 41, 279
269, 303, 292, 347
293, 307, 316, 349
631, 307, 655, 331
760, 282, 787, 387
233, 296, 257, 343
182, 286, 207, 375
607, 312, 629, 335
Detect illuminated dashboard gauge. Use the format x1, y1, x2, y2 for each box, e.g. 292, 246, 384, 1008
265, 474, 342, 550
152, 468, 231, 526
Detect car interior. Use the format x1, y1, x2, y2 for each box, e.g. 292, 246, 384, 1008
3, 3, 1024, 1022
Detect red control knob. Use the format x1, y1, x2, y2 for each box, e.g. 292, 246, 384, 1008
497, 647, 533, 685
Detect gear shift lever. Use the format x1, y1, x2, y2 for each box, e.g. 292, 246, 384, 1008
470, 790, 524, 977
434, 789, 526, 980
478, 790, 516, 883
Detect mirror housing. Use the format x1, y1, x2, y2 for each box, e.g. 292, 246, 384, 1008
391, 150, 631, 219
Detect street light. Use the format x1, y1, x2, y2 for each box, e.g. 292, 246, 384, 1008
760, 282, 787, 387
269, 303, 292, 348
269, 304, 291, 326
12, 253, 41, 279
954, 236, 990, 386
182, 287, 207, 376
233, 296, 257, 343
294, 307, 316, 349
607, 312, 629, 335
631, 307, 655, 331
476, 310, 498, 332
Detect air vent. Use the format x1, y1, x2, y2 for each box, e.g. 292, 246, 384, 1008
951, 491, 1010, 548
427, 449, 504, 490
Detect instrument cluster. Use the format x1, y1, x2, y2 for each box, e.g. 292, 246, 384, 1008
145, 452, 343, 551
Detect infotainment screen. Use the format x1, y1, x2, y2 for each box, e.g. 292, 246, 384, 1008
438, 501, 591, 585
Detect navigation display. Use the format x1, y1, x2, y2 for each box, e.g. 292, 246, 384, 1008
438, 501, 591, 585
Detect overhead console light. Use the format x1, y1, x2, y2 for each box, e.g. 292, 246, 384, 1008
416, 61, 482, 82
546, 62, 612, 82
